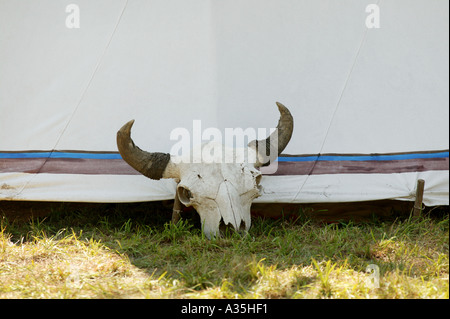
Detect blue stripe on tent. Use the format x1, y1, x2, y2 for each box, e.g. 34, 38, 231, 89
0, 151, 448, 161
0, 152, 52, 159
49, 152, 122, 159
0, 152, 122, 159
278, 151, 449, 162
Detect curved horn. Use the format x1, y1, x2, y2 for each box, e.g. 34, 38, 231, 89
117, 120, 179, 180
248, 102, 294, 167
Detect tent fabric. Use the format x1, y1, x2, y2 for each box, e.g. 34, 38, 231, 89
0, 0, 448, 206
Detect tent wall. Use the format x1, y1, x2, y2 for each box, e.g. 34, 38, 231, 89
1, 0, 448, 206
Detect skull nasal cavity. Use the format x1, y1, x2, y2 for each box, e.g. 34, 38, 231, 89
177, 185, 193, 206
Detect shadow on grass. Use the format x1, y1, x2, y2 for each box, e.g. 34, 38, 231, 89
1, 200, 448, 298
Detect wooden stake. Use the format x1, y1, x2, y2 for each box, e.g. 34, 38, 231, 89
413, 179, 425, 217
172, 192, 182, 224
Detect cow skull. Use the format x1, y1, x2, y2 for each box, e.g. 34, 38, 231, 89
117, 102, 293, 238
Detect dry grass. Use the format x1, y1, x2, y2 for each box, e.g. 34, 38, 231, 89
0, 203, 448, 299
0, 230, 146, 298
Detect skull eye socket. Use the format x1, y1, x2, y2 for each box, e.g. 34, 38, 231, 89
177, 185, 193, 206
255, 173, 262, 185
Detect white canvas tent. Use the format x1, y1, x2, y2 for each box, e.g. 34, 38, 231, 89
0, 0, 448, 206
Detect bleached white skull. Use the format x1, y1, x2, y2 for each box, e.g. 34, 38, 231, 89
117, 102, 293, 238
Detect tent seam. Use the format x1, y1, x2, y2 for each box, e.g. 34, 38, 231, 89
292, 0, 381, 202
11, 0, 130, 200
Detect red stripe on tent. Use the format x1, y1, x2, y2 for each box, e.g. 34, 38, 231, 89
1, 157, 448, 176
0, 158, 138, 175
263, 157, 449, 175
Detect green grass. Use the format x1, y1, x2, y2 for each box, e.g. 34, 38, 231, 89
0, 203, 448, 298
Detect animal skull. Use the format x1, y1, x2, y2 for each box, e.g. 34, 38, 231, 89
117, 102, 293, 238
